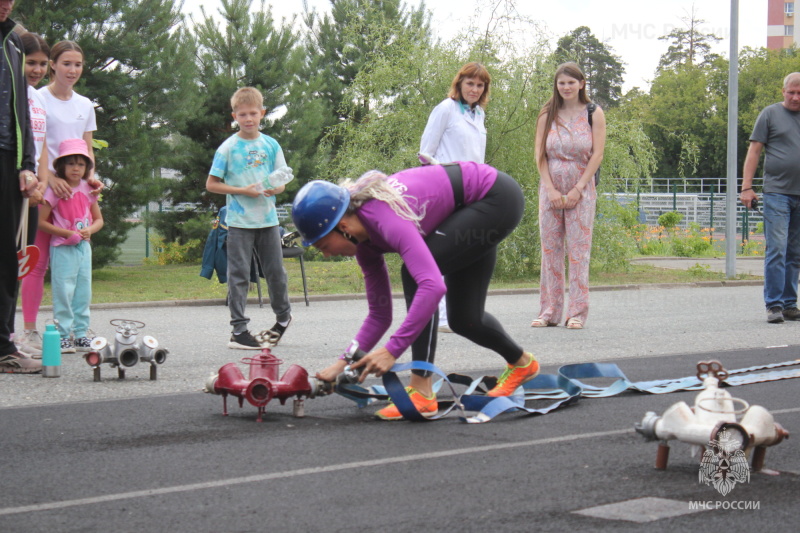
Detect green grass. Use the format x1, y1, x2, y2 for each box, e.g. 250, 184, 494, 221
35, 259, 761, 306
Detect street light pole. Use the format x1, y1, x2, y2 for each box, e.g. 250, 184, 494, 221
725, 0, 740, 278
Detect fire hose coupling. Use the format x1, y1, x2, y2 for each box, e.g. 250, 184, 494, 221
308, 340, 368, 398
340, 340, 367, 384
634, 360, 790, 471
84, 319, 168, 381
307, 378, 334, 398
634, 411, 661, 441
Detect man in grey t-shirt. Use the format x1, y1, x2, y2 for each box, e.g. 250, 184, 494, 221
740, 72, 800, 323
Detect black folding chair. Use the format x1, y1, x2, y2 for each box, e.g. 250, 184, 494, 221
280, 231, 309, 306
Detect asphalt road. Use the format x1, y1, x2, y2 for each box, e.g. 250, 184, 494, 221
2, 283, 799, 532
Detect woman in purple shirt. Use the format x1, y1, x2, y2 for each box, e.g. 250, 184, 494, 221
292, 162, 540, 420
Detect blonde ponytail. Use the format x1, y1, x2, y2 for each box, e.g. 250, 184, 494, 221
340, 170, 425, 232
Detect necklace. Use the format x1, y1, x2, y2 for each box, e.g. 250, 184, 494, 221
559, 104, 585, 123
47, 85, 73, 102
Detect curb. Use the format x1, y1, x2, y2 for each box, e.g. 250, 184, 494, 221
24, 279, 765, 312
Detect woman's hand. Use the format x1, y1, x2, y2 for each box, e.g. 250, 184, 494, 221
564, 186, 582, 210
315, 359, 348, 383
546, 187, 565, 210
51, 176, 73, 199
88, 178, 105, 196
28, 187, 44, 207
350, 347, 396, 381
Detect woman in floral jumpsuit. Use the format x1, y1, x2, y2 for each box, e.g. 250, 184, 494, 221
533, 62, 606, 329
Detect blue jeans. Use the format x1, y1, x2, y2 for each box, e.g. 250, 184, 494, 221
762, 192, 800, 310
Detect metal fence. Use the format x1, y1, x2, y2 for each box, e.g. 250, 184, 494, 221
618, 177, 761, 195
118, 202, 294, 265
611, 177, 764, 232
613, 192, 763, 232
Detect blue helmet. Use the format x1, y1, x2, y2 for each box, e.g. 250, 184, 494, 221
292, 180, 351, 246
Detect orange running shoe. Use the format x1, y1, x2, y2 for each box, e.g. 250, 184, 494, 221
487, 353, 539, 397
375, 387, 438, 421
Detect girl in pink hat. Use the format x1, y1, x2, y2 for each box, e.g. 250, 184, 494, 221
38, 139, 104, 353
18, 40, 102, 356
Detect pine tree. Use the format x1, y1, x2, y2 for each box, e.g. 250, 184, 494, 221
169, 0, 302, 215
553, 26, 626, 109
657, 7, 721, 72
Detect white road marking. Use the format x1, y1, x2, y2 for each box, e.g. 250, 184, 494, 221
0, 428, 633, 516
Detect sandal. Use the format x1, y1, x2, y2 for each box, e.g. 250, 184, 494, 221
566, 318, 583, 329
531, 318, 557, 328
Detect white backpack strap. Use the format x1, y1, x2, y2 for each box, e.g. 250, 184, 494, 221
16, 198, 29, 250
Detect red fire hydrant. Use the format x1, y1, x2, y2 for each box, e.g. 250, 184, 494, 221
204, 348, 314, 422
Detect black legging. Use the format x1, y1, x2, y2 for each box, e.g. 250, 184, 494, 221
400, 171, 525, 375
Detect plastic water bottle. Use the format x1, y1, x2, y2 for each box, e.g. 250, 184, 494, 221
42, 323, 62, 378
264, 167, 294, 189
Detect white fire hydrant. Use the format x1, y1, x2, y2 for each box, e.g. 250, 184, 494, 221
635, 360, 789, 471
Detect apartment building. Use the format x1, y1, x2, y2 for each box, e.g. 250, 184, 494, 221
768, 1, 798, 49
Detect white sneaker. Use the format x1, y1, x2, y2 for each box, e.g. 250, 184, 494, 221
16, 329, 43, 357
0, 352, 42, 374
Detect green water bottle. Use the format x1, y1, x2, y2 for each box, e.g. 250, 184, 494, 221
42, 323, 62, 378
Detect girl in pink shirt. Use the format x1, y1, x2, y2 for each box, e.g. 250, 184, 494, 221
38, 139, 103, 353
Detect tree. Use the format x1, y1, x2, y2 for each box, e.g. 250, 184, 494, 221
657, 6, 721, 72
639, 61, 728, 180
322, 10, 656, 278
299, 0, 432, 179
553, 26, 626, 108
16, 0, 198, 267
635, 42, 799, 182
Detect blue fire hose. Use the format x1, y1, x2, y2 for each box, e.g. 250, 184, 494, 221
334, 359, 800, 423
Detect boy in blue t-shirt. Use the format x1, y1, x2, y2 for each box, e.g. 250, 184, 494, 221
206, 87, 294, 349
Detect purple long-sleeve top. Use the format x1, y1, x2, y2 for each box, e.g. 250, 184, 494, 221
352, 162, 498, 357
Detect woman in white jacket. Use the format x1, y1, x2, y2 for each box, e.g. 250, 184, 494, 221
419, 62, 491, 332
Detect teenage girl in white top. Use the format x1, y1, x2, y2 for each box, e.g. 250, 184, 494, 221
419, 62, 491, 332
39, 41, 97, 192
